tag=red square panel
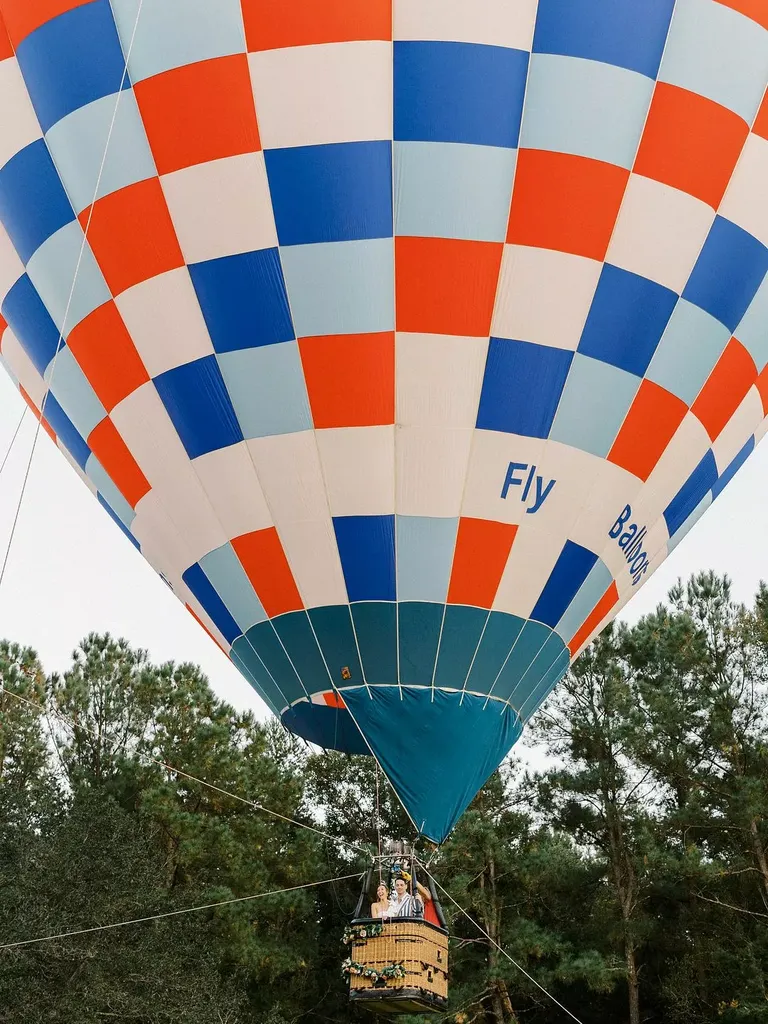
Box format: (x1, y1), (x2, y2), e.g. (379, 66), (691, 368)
(634, 84), (749, 208)
(0, 12), (13, 60)
(608, 379), (687, 482)
(67, 301), (149, 412)
(232, 527), (303, 618)
(396, 237), (503, 336)
(81, 178), (184, 295)
(87, 416), (150, 508)
(299, 332), (394, 428)
(134, 54), (260, 176)
(755, 362), (768, 414)
(691, 338), (757, 441)
(447, 518), (517, 608)
(568, 582), (618, 656)
(243, 0), (391, 50)
(714, 0), (768, 30)
(754, 91), (768, 142)
(1, 0), (90, 47)
(507, 150), (629, 262)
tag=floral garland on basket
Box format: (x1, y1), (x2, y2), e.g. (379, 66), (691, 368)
(341, 922), (383, 944)
(342, 958), (407, 984)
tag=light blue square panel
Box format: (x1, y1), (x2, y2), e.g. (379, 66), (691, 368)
(280, 239), (395, 338)
(45, 90), (156, 214)
(111, 0), (246, 83)
(200, 542), (267, 634)
(394, 142), (517, 242)
(658, 0), (768, 123)
(646, 299), (731, 405)
(521, 53), (654, 169)
(554, 558), (613, 644)
(45, 345), (106, 439)
(26, 220), (110, 335)
(735, 273), (768, 372)
(217, 340), (312, 439)
(396, 515), (459, 603)
(549, 353), (640, 457)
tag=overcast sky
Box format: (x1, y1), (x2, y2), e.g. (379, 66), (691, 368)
(2, 369), (768, 724)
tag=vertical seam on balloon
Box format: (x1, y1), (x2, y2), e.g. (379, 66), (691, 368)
(335, 685), (423, 836)
(438, 8), (540, 710)
(481, 618), (546, 710)
(237, 21), (373, 704)
(576, 71), (768, 656)
(501, 630), (564, 717)
(486, 1), (685, 681)
(0, 0), (147, 592)
(457, 607), (493, 706)
(516, 644), (570, 721)
(391, 0), (403, 701)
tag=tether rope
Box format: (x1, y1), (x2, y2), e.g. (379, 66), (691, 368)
(424, 868), (586, 1024)
(0, 873), (362, 952)
(3, 686), (369, 856)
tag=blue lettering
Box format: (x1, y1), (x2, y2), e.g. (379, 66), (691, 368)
(610, 505), (632, 539)
(501, 462), (528, 499)
(527, 476), (556, 514)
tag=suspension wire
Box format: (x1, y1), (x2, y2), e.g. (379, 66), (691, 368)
(0, 872), (362, 952)
(423, 868), (586, 1024)
(3, 686), (369, 857)
(375, 759), (383, 882)
(0, 0), (146, 594)
(0, 407), (26, 481)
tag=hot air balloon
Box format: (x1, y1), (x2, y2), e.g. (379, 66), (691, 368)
(0, 0), (766, 849)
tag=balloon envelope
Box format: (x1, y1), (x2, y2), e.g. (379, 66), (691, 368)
(0, 0), (767, 840)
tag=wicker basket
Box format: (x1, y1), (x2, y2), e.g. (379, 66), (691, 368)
(347, 918), (448, 1015)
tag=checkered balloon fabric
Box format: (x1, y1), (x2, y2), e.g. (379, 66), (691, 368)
(0, 0), (766, 840)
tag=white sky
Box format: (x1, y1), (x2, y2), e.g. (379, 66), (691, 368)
(2, 369), (768, 722)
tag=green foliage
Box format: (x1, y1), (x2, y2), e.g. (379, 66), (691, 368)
(2, 572), (768, 1022)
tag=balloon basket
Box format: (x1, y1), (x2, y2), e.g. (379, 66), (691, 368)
(347, 918), (448, 1015)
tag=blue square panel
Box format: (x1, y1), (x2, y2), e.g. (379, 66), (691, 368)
(521, 54), (654, 170)
(334, 515), (395, 602)
(265, 141), (392, 246)
(683, 217), (768, 333)
(0, 141), (75, 263)
(15, 0), (132, 133)
(549, 353), (640, 458)
(394, 142), (516, 242)
(394, 41), (528, 148)
(189, 248), (294, 353)
(44, 393), (91, 469)
(533, 0), (676, 78)
(476, 338), (573, 438)
(280, 239), (394, 338)
(217, 341), (312, 439)
(531, 540), (598, 628)
(154, 354), (244, 459)
(2, 274), (62, 376)
(182, 562), (242, 644)
(663, 450), (718, 537)
(578, 264), (678, 376)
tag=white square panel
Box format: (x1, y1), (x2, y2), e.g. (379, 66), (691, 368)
(396, 333), (488, 427)
(493, 524), (565, 618)
(111, 381), (228, 562)
(635, 411), (711, 524)
(0, 60), (42, 169)
(0, 329), (45, 406)
(115, 268), (214, 378)
(249, 41), (392, 150)
(247, 430), (331, 526)
(275, 518), (349, 608)
(0, 222), (24, 300)
(719, 134), (768, 249)
(315, 425), (395, 516)
(192, 440), (273, 539)
(712, 386), (763, 473)
(492, 245), (602, 350)
(607, 174), (715, 293)
(161, 152), (277, 264)
(395, 425), (473, 517)
(394, 0), (537, 49)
